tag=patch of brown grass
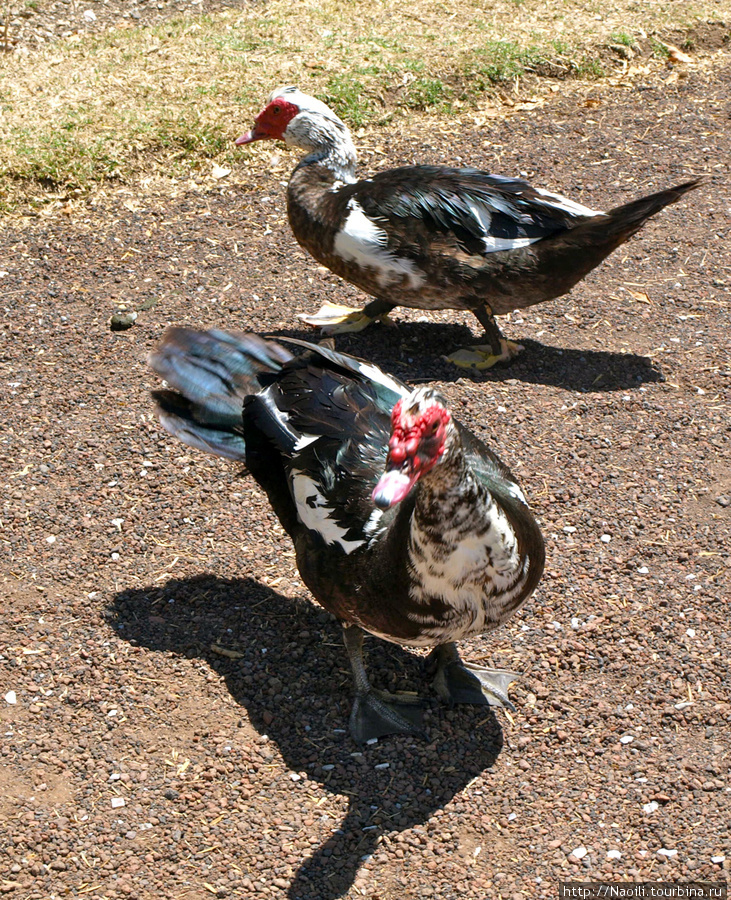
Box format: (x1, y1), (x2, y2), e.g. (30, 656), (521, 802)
(0, 0), (727, 211)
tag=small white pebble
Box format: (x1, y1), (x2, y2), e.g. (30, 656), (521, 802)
(374, 763), (390, 770)
(657, 848), (678, 858)
(601, 534), (611, 543)
(109, 773), (121, 781)
(607, 849), (622, 860)
(507, 812), (517, 821)
(570, 617), (581, 629)
(289, 773), (301, 782)
(637, 566), (649, 574)
(110, 797), (125, 809)
(46, 535), (57, 544)
(686, 628), (696, 638)
(643, 801), (659, 814)
(619, 734), (634, 744)
(571, 846), (588, 860)
(106, 709), (118, 717)
(83, 8), (96, 20)
(711, 855), (725, 863)
(110, 552), (120, 561)
(366, 737), (378, 745)
(563, 526), (577, 533)
(4, 691), (17, 705)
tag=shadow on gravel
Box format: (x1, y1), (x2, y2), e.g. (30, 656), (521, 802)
(109, 575), (505, 900)
(265, 323), (663, 392)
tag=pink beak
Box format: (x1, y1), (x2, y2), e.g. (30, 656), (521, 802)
(235, 129), (258, 146)
(371, 468), (419, 510)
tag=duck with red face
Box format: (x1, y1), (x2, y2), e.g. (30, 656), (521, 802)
(235, 86), (704, 369)
(149, 329), (544, 741)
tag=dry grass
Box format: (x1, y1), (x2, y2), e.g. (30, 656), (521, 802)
(0, 0), (727, 210)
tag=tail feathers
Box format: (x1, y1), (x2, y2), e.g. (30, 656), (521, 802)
(153, 390), (248, 461)
(602, 176), (706, 240)
(149, 327), (294, 462)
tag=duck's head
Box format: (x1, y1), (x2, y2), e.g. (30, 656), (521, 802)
(372, 388), (453, 510)
(235, 86), (352, 154)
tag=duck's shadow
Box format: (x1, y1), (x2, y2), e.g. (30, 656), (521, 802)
(109, 575), (504, 900)
(268, 321), (663, 391)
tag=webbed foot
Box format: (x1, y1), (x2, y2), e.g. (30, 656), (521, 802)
(298, 301), (393, 334)
(428, 643), (518, 710)
(350, 689), (427, 743)
(445, 339), (524, 370)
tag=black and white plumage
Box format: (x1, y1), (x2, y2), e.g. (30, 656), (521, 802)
(236, 86), (704, 368)
(149, 327), (545, 741)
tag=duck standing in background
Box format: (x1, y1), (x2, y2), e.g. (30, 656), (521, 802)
(149, 328), (545, 741)
(236, 86), (704, 368)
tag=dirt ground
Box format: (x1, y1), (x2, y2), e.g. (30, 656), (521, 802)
(1, 19), (730, 900)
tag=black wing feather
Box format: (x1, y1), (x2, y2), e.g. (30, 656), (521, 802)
(347, 165), (596, 254)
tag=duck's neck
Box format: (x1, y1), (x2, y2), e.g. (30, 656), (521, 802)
(412, 438), (488, 545)
(289, 120), (358, 185)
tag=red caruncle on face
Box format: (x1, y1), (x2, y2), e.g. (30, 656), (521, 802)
(388, 400), (451, 473)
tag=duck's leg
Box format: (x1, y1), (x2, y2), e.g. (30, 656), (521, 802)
(299, 297), (396, 335)
(342, 624), (426, 743)
(428, 642), (518, 711)
(446, 306), (524, 370)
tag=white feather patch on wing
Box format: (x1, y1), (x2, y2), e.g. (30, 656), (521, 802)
(504, 481), (527, 505)
(334, 199), (425, 289)
(352, 361), (409, 399)
(293, 433), (320, 452)
(291, 470), (366, 554)
(534, 187), (604, 218)
(466, 199), (541, 254)
(482, 235), (539, 253)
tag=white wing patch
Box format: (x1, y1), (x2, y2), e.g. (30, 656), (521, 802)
(504, 481), (527, 505)
(291, 469), (366, 554)
(467, 199), (540, 254)
(334, 200), (425, 289)
(293, 433), (319, 452)
(534, 187), (604, 218)
(352, 361), (409, 400)
(482, 235), (539, 253)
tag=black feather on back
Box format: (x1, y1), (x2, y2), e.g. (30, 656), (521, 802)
(346, 166), (590, 254)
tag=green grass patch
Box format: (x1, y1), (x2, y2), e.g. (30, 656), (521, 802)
(0, 0), (722, 209)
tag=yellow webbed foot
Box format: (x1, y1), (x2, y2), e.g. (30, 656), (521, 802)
(445, 339), (524, 370)
(298, 301), (392, 335)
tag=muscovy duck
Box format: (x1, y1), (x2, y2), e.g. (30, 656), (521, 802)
(235, 86), (704, 368)
(149, 328), (545, 741)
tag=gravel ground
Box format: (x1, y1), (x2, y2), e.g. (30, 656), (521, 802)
(3, 0), (245, 51)
(1, 24), (731, 900)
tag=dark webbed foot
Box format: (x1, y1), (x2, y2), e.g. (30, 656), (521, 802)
(428, 643), (518, 711)
(343, 624), (427, 743)
(350, 689), (426, 744)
